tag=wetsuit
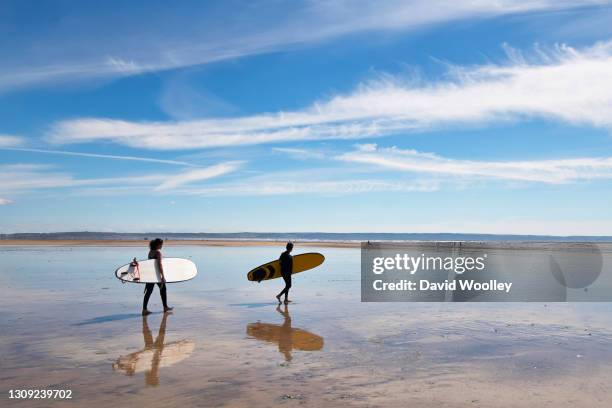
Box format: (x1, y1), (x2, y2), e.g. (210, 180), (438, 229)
(278, 250), (293, 298)
(143, 250), (169, 310)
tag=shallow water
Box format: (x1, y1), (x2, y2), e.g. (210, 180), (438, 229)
(1, 245), (612, 407)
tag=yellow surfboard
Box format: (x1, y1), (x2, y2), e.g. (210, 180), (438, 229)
(247, 252), (325, 282)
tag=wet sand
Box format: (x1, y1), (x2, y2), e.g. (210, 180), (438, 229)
(1, 245), (612, 407)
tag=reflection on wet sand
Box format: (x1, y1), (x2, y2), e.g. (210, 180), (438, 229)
(112, 313), (195, 386)
(247, 305), (324, 361)
(6, 246), (612, 407)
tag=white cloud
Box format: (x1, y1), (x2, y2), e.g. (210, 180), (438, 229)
(272, 147), (327, 160)
(0, 134), (24, 147)
(154, 161), (242, 191)
(0, 162), (239, 196)
(338, 144), (612, 183)
(178, 179), (438, 196)
(1, 1), (605, 92)
(0, 164), (164, 193)
(0, 198), (12, 205)
(48, 41), (612, 150)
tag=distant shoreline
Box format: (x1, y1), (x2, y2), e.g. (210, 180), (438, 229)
(3, 231), (612, 243)
(3, 239), (612, 250)
(0, 239), (361, 248)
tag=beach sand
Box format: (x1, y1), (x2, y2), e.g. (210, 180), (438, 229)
(1, 244), (612, 407)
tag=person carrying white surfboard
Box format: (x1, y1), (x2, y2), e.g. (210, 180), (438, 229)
(142, 238), (173, 315)
(276, 242), (294, 304)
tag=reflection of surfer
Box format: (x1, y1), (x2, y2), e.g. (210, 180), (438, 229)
(246, 305), (323, 362)
(276, 242), (294, 304)
(112, 314), (195, 386)
(112, 313), (169, 386)
(277, 304), (293, 361)
(143, 238), (173, 316)
(142, 313), (167, 386)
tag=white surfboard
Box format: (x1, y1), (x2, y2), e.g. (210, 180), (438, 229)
(115, 258), (197, 283)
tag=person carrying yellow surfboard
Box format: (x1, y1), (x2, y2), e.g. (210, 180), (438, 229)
(276, 242), (293, 304)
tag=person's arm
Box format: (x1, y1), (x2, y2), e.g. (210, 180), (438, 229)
(156, 251), (165, 282)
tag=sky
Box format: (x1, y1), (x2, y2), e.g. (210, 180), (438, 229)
(2, 0), (612, 235)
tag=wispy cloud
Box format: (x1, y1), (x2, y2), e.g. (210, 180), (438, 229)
(271, 147), (327, 160)
(49, 41), (612, 150)
(0, 134), (24, 147)
(339, 144), (612, 183)
(0, 162), (239, 196)
(154, 161), (242, 191)
(178, 179), (438, 196)
(0, 164), (165, 193)
(1, 1), (606, 92)
(0, 198), (12, 205)
(0, 147), (197, 166)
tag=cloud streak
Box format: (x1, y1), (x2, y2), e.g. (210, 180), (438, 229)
(177, 179), (438, 196)
(48, 41), (612, 150)
(0, 160), (441, 198)
(154, 161), (242, 191)
(339, 144), (612, 183)
(2, 1), (606, 92)
(0, 147), (198, 166)
(0, 162), (240, 196)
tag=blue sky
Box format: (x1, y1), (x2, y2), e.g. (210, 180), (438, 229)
(2, 0), (612, 234)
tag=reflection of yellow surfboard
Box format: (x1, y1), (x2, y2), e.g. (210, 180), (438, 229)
(247, 323), (324, 351)
(247, 305), (323, 361)
(247, 253), (324, 282)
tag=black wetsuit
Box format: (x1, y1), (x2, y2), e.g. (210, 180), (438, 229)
(278, 250), (293, 298)
(143, 250), (168, 310)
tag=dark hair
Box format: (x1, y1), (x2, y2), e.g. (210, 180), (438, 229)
(149, 238), (164, 251)
(286, 242), (294, 250)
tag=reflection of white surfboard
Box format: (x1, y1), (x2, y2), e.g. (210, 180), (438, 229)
(115, 258), (197, 284)
(112, 340), (196, 374)
(112, 314), (193, 386)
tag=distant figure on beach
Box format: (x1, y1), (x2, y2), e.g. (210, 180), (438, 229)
(143, 238), (173, 315)
(276, 242), (294, 304)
